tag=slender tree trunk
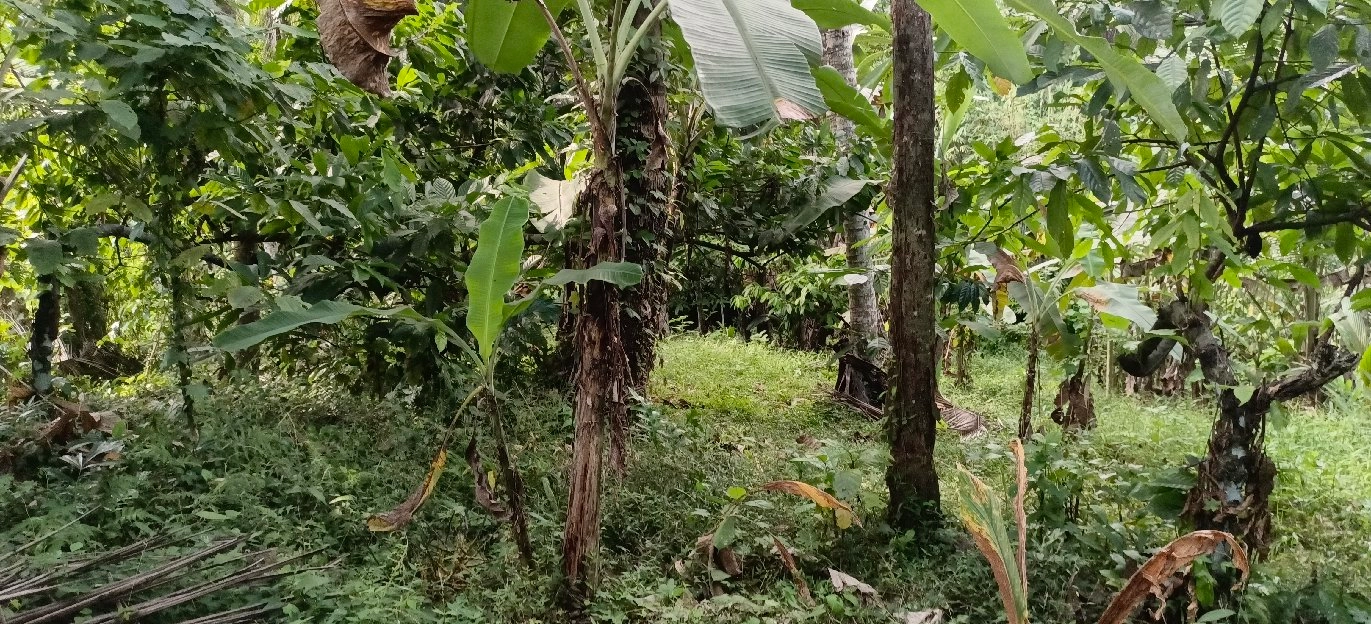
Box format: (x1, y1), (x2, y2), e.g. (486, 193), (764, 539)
(884, 0), (941, 531)
(822, 27), (884, 353)
(28, 277), (60, 395)
(618, 12), (672, 400)
(1019, 325), (1039, 439)
(561, 167), (629, 612)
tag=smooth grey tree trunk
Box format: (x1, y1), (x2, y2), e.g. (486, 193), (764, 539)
(822, 27), (884, 352)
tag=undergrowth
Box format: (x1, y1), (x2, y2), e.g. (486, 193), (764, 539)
(2, 334), (1368, 622)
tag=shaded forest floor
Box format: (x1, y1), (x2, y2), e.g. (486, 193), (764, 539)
(3, 335), (1369, 622)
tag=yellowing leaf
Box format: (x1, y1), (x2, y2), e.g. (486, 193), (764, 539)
(761, 480), (862, 527)
(367, 448), (447, 531)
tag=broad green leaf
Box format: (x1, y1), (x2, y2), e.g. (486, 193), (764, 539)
(1156, 55), (1188, 91)
(812, 65), (888, 140)
(763, 176), (872, 244)
(465, 196), (531, 362)
(227, 286), (264, 309)
(466, 0), (571, 74)
(1008, 0), (1188, 142)
(669, 0), (827, 128)
(214, 299), (365, 352)
(25, 238), (63, 275)
(1076, 282), (1158, 329)
(1214, 0), (1262, 37)
(1309, 25), (1339, 71)
(526, 171), (583, 233)
(712, 515), (739, 548)
(544, 261), (644, 288)
(98, 100), (140, 140)
(913, 0), (1034, 84)
(791, 0), (891, 32)
(1045, 183), (1073, 257)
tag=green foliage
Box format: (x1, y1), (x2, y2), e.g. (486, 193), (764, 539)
(466, 0), (570, 74)
(668, 0), (828, 128)
(464, 196), (531, 364)
(913, 0), (1034, 84)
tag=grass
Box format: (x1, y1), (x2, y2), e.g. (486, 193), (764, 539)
(3, 333), (1369, 622)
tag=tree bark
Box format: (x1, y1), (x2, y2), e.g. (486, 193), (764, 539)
(618, 12), (672, 399)
(1182, 341), (1358, 553)
(822, 27), (884, 353)
(1119, 298), (1360, 553)
(884, 0), (941, 531)
(1019, 325), (1039, 439)
(560, 167), (629, 612)
(28, 277), (60, 395)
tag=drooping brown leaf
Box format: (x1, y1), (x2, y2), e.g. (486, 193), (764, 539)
(936, 391), (986, 438)
(773, 537), (813, 607)
(367, 448), (448, 532)
(317, 0), (417, 96)
(775, 98), (818, 121)
(761, 480), (862, 527)
(981, 245), (1026, 286)
(1097, 530), (1249, 624)
(1010, 439), (1028, 603)
(465, 437), (511, 522)
(717, 547), (743, 576)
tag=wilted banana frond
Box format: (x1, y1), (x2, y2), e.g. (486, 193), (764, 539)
(761, 480), (862, 529)
(367, 447), (449, 531)
(1097, 530), (1249, 624)
(1, 530), (330, 624)
(317, 0), (417, 96)
(954, 440), (1029, 624)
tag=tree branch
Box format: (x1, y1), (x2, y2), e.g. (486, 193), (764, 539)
(534, 0), (612, 159)
(1242, 207), (1371, 234)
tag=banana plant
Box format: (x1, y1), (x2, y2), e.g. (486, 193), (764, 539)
(365, 195), (641, 566)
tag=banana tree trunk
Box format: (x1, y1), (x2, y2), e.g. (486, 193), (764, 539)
(884, 0), (941, 530)
(822, 26), (883, 353)
(561, 166), (630, 612)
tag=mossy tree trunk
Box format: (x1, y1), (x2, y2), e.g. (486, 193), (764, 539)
(884, 0), (941, 531)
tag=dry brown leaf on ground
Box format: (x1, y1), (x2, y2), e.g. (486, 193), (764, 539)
(898, 609), (945, 624)
(318, 0), (417, 96)
(367, 447), (448, 532)
(761, 480), (862, 527)
(828, 568), (879, 600)
(1097, 530), (1249, 624)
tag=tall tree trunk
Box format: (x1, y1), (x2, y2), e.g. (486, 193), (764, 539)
(560, 166), (629, 612)
(822, 26), (884, 353)
(884, 0), (941, 531)
(618, 13), (672, 399)
(28, 277), (60, 395)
